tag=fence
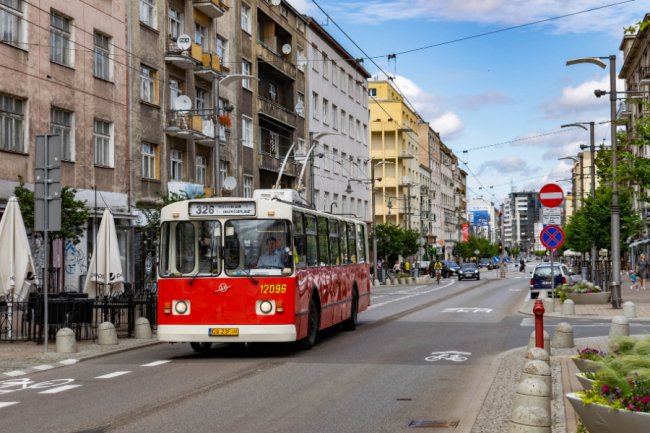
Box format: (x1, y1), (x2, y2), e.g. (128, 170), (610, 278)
(571, 259), (612, 291)
(0, 292), (157, 343)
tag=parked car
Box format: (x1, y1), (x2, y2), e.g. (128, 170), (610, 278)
(529, 263), (576, 298)
(458, 262), (480, 280)
(478, 258), (491, 269)
(416, 261), (430, 274)
(441, 260), (460, 278)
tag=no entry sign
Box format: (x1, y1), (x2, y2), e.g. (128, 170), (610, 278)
(540, 225), (564, 250)
(539, 183), (564, 208)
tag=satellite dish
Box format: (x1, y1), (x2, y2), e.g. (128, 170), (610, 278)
(176, 34), (192, 51)
(223, 176), (237, 192)
(281, 44), (292, 55)
(270, 0), (281, 6)
(174, 95), (192, 111)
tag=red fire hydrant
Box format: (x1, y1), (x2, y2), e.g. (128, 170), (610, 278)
(533, 299), (545, 349)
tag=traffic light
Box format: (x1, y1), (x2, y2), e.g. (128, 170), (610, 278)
(498, 242), (502, 253)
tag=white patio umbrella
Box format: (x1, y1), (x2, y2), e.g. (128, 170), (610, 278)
(0, 196), (36, 302)
(84, 208), (124, 298)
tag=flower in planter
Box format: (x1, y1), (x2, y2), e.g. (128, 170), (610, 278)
(577, 347), (608, 361)
(218, 114), (232, 128)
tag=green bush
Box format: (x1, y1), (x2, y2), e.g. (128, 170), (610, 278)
(554, 281), (602, 301)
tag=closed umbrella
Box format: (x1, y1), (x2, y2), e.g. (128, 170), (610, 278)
(84, 209), (124, 298)
(0, 196), (36, 301)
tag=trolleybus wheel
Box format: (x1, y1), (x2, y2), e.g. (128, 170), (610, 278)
(342, 288), (358, 331)
(301, 295), (320, 350)
(190, 342), (212, 353)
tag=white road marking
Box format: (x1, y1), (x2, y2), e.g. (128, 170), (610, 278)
(59, 359), (79, 366)
(442, 307), (493, 313)
(141, 360), (170, 367)
(3, 371), (27, 377)
(425, 351), (472, 362)
(0, 402), (19, 408)
(368, 280), (456, 309)
(38, 385), (82, 394)
(509, 288), (522, 291)
(95, 371), (131, 379)
(32, 365), (54, 371)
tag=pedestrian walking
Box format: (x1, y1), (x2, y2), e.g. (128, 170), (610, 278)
(636, 253), (649, 291)
(630, 271), (640, 291)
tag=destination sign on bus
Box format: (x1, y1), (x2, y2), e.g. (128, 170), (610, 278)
(189, 202), (256, 217)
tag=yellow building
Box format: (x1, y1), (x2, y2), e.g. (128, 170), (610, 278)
(368, 80), (421, 231)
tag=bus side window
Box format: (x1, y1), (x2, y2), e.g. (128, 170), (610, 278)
(340, 221), (349, 264)
(305, 214), (318, 267)
(347, 222), (357, 263)
(293, 211), (307, 268)
(175, 222), (196, 274)
(318, 216), (330, 266)
(356, 224), (366, 263)
(329, 219), (340, 265)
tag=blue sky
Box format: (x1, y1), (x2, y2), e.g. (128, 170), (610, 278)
(289, 0), (648, 205)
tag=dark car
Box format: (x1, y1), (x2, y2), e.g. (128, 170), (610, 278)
(529, 263), (575, 298)
(478, 258), (491, 269)
(441, 260), (460, 278)
(458, 262), (480, 280)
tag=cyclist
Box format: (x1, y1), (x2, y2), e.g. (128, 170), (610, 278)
(431, 259), (443, 284)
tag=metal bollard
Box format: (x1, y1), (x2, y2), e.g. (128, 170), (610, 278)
(552, 322), (574, 349)
(622, 301), (636, 319)
(97, 321), (118, 345)
(608, 315), (630, 339)
(528, 330), (551, 354)
(56, 327), (77, 353)
(561, 299), (575, 316)
(134, 317), (152, 339)
(533, 300), (545, 349)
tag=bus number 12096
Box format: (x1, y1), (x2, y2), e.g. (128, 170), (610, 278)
(260, 284), (287, 294)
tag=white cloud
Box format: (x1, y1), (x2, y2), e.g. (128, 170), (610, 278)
(478, 155), (535, 175)
(431, 112), (465, 139)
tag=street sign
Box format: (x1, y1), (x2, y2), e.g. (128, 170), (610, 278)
(539, 183), (564, 208)
(542, 207), (562, 225)
(540, 224), (564, 250)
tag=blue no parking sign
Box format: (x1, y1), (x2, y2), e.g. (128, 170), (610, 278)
(540, 225), (564, 250)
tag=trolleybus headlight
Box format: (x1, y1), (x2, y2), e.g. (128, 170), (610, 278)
(174, 300), (189, 315)
(258, 300), (274, 315)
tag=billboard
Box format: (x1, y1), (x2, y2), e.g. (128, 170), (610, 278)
(469, 210), (490, 227)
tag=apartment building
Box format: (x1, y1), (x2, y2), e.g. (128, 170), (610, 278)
(503, 191), (542, 255)
(417, 123), (442, 249)
(0, 0), (131, 290)
(369, 80), (421, 232)
(306, 17), (371, 219)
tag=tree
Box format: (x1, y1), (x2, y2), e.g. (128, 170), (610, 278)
(14, 176), (90, 244)
(375, 223), (420, 267)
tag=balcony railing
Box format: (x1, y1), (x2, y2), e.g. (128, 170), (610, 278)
(165, 110), (211, 141)
(256, 41), (296, 79)
(165, 40), (202, 70)
(257, 97), (296, 126)
(192, 0), (228, 18)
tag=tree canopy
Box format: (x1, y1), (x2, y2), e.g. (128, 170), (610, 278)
(374, 223), (419, 267)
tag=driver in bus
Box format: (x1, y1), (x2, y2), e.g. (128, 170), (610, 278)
(257, 236), (284, 268)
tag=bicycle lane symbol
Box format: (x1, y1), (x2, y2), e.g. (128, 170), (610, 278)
(425, 351), (472, 362)
(0, 378), (79, 395)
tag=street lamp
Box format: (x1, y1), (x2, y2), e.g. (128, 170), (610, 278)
(371, 160), (393, 283)
(296, 131), (342, 205)
(212, 73), (257, 197)
(566, 55), (621, 308)
(562, 122), (597, 284)
(558, 155), (583, 208)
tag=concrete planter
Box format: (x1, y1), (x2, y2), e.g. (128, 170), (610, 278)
(566, 291), (610, 304)
(571, 357), (602, 373)
(576, 372), (596, 389)
(566, 392), (650, 433)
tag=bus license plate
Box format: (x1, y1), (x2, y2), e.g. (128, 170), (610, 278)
(208, 328), (239, 337)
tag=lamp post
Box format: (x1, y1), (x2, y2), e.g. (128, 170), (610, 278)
(371, 160), (393, 283)
(297, 132), (342, 206)
(566, 55), (620, 308)
(212, 74), (257, 197)
(562, 122), (597, 285)
(558, 156), (583, 208)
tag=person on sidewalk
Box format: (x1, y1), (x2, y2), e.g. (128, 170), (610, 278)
(630, 270), (640, 291)
(636, 253), (648, 291)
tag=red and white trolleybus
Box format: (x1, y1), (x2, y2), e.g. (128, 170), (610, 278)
(157, 189), (371, 351)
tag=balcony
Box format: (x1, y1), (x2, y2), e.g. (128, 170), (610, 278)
(165, 111), (210, 141)
(256, 42), (296, 79)
(165, 40), (202, 70)
(199, 52), (221, 75)
(192, 0), (228, 18)
(617, 100), (632, 119)
(257, 97), (296, 126)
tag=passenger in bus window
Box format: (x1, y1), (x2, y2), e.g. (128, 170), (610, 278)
(257, 237), (284, 268)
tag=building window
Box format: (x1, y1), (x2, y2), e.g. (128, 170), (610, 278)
(312, 92), (318, 119)
(356, 120), (361, 142)
(0, 0), (25, 48)
(142, 142), (157, 179)
(93, 31), (111, 81)
(140, 65), (158, 104)
(241, 60), (251, 89)
(332, 104), (338, 130)
(268, 83), (277, 102)
(219, 161), (228, 187)
(218, 98), (227, 140)
(196, 155), (206, 185)
(322, 99), (329, 125)
(194, 23), (208, 52)
(297, 138), (305, 157)
(50, 107), (73, 161)
(216, 36), (227, 61)
(339, 67), (345, 91)
(140, 0), (155, 28)
(170, 79), (181, 108)
(243, 175), (253, 198)
(340, 110), (346, 134)
(168, 8), (182, 40)
(170, 149), (183, 181)
(322, 53), (329, 79)
(93, 119), (112, 167)
(297, 92), (305, 118)
(0, 93), (24, 152)
(242, 115), (253, 148)
(311, 44), (319, 72)
(195, 87), (209, 113)
(297, 47), (306, 71)
(348, 74), (354, 96)
(332, 61), (338, 86)
(241, 4), (251, 33)
(348, 115), (354, 138)
(50, 11), (72, 66)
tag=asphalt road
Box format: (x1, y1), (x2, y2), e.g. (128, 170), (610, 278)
(1, 267), (644, 433)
